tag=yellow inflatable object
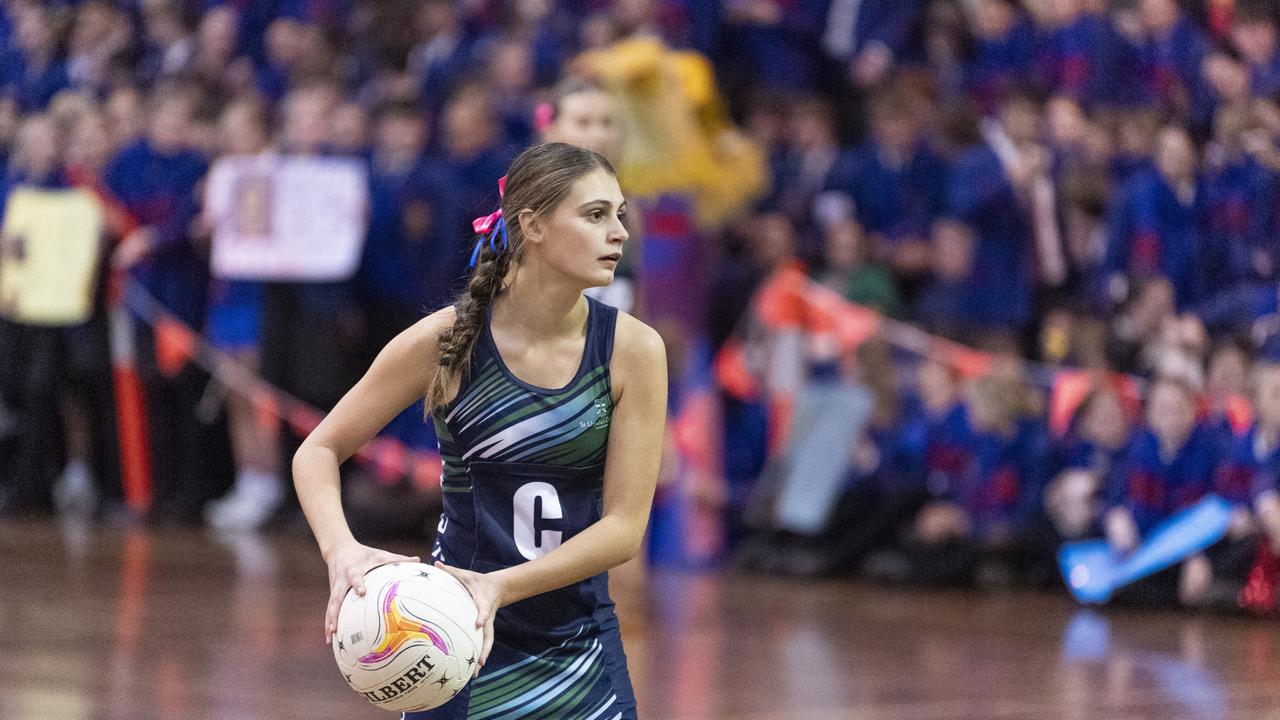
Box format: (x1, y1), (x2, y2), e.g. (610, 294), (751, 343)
(579, 35), (768, 229)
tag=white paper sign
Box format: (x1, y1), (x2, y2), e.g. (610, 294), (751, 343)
(208, 154), (368, 281)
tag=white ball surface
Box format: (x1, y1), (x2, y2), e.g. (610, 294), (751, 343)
(332, 562), (482, 712)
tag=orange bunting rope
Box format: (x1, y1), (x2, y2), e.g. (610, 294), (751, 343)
(120, 281), (444, 495)
(716, 263), (1148, 439)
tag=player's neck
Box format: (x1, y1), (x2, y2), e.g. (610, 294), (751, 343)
(495, 269), (585, 339)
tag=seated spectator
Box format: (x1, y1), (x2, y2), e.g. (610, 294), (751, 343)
(407, 0), (475, 114)
(1204, 342), (1253, 449)
(1104, 374), (1221, 607)
(255, 18), (305, 103)
(1058, 169), (1112, 312)
(541, 77), (635, 313)
(820, 0), (926, 90)
(768, 96), (843, 245)
(357, 100), (458, 349)
(66, 2), (132, 94)
(814, 217), (900, 316)
(865, 372), (1049, 587)
(485, 36), (538, 147)
(1045, 385), (1135, 541)
(721, 0), (824, 94)
(1209, 352), (1280, 608)
(805, 341), (927, 577)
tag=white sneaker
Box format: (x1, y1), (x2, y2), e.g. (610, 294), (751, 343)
(53, 460), (97, 516)
(204, 471), (284, 531)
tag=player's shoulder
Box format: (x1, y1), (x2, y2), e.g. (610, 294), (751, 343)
(389, 306), (459, 364)
(611, 310), (665, 369)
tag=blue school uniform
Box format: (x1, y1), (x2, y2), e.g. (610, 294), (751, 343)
(1036, 11), (1122, 106)
(1214, 424), (1280, 508)
(1109, 427), (1220, 536)
(965, 18), (1037, 113)
(0, 48), (70, 111)
(904, 401), (972, 498)
(946, 422), (1050, 534)
(1250, 51), (1280, 98)
(103, 139), (209, 326)
(1134, 18), (1212, 122)
(947, 143), (1033, 329)
(725, 0), (826, 92)
(1058, 434), (1132, 483)
(826, 140), (947, 243)
(823, 0), (926, 65)
(1201, 158), (1274, 296)
(1104, 168), (1203, 309)
(359, 156), (465, 313)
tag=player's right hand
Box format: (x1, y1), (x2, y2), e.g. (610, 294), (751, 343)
(323, 541), (419, 644)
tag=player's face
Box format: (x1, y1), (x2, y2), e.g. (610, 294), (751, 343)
(533, 168), (628, 288)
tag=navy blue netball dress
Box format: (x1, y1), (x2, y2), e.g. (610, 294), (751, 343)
(405, 296), (637, 720)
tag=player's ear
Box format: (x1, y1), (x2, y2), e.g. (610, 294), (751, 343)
(518, 208), (543, 245)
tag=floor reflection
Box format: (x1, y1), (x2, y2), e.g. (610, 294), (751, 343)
(4, 521), (1280, 720)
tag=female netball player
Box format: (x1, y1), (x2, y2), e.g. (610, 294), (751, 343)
(293, 142), (666, 719)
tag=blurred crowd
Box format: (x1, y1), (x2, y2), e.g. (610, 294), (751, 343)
(3, 0), (1280, 611)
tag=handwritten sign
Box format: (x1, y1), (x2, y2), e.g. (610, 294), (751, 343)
(208, 155), (368, 281)
(0, 187), (104, 326)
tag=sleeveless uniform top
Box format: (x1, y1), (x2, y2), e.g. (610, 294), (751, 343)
(419, 295), (635, 720)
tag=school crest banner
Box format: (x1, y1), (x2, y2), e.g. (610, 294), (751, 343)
(207, 155), (368, 281)
(0, 187), (104, 326)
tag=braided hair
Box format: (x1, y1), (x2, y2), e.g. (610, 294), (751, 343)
(427, 142), (616, 411)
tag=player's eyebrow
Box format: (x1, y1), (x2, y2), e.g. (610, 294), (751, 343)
(578, 199), (627, 212)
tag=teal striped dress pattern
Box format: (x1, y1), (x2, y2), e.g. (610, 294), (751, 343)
(408, 296), (636, 720)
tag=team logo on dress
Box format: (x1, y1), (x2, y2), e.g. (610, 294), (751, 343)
(582, 397), (611, 430)
(359, 581), (450, 665)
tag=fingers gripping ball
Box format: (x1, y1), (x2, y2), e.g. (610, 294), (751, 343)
(333, 562), (483, 712)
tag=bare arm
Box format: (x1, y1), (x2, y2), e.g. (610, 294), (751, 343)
(437, 313), (667, 671)
(293, 308), (455, 642)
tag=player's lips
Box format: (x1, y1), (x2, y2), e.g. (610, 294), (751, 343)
(599, 253), (621, 263)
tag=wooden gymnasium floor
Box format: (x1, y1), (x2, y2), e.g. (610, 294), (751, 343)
(3, 519), (1280, 720)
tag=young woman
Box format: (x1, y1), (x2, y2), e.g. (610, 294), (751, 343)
(539, 76), (639, 316)
(294, 142), (666, 719)
(201, 97), (283, 530)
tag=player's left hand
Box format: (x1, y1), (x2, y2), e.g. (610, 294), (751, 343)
(434, 561), (504, 678)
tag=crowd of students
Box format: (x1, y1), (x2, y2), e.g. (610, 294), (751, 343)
(735, 344), (1280, 611)
(4, 0), (1280, 610)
